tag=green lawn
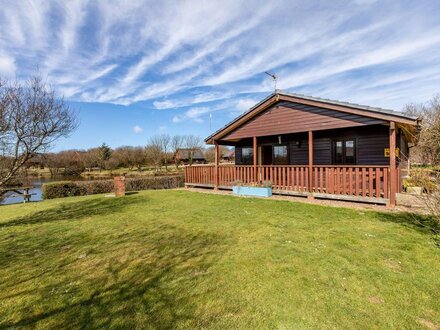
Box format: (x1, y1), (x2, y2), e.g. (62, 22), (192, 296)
(0, 190), (438, 329)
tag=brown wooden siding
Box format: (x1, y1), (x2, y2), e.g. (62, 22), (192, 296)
(224, 101), (385, 140)
(235, 125), (394, 166)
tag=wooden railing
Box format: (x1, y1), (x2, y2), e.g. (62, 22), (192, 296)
(310, 166), (391, 198)
(185, 164), (215, 186)
(184, 165), (395, 199)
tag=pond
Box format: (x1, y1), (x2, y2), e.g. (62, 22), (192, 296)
(0, 176), (111, 205)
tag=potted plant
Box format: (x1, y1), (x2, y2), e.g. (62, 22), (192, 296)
(232, 180), (273, 197)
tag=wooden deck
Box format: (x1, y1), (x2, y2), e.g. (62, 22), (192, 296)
(184, 165), (400, 205)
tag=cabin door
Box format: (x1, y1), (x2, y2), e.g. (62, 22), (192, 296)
(262, 145), (273, 165)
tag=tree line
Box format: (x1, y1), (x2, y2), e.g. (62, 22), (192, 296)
(40, 134), (206, 175)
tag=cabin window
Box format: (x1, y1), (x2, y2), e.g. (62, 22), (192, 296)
(241, 147), (254, 165)
(273, 145), (288, 165)
(333, 139), (356, 165)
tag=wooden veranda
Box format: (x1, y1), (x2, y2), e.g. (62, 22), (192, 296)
(185, 92), (419, 206)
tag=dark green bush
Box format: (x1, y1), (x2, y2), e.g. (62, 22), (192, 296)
(42, 181), (87, 199)
(42, 175), (184, 199)
(126, 175), (184, 191)
(77, 180), (114, 195)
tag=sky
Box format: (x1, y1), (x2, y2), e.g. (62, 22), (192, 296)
(0, 0), (439, 151)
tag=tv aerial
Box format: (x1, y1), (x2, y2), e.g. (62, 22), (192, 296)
(264, 71), (277, 92)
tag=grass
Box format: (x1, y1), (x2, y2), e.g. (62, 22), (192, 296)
(0, 190), (439, 329)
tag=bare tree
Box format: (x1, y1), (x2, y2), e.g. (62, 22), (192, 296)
(147, 135), (164, 171)
(204, 145), (229, 163)
(0, 75), (77, 187)
(158, 134), (171, 170)
(82, 148), (100, 172)
(132, 146), (147, 170)
(45, 150), (84, 176)
(184, 135), (203, 165)
(404, 95), (440, 165)
(171, 135), (184, 169)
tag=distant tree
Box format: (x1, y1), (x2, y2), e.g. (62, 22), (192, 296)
(45, 150), (84, 176)
(204, 145), (229, 163)
(45, 153), (64, 175)
(184, 135), (203, 165)
(0, 75), (77, 188)
(171, 135), (184, 169)
(145, 143), (162, 171)
(404, 94), (440, 165)
(132, 146), (147, 170)
(82, 148), (100, 172)
(157, 134), (171, 170)
(112, 146), (134, 170)
(97, 143), (112, 171)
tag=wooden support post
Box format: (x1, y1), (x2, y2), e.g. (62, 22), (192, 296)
(389, 122), (396, 207)
(253, 136), (258, 183)
(308, 130), (314, 199)
(214, 141), (219, 190)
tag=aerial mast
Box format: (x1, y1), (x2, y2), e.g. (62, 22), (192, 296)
(264, 71), (277, 92)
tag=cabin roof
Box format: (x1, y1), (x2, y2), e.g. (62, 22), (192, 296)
(205, 91), (420, 144)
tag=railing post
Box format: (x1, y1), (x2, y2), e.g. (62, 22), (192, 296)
(389, 122), (397, 207)
(214, 141), (219, 190)
(308, 130), (314, 199)
(253, 136), (258, 183)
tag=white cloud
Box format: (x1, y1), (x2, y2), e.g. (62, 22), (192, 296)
(0, 0), (439, 112)
(236, 98), (258, 112)
(133, 125), (143, 133)
(173, 107), (210, 123)
(153, 99), (180, 110)
(0, 54), (16, 77)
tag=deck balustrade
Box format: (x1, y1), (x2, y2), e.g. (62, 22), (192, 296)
(184, 164), (400, 202)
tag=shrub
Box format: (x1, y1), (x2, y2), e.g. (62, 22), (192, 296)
(42, 181), (87, 199)
(42, 175), (184, 199)
(77, 180), (114, 195)
(403, 169), (437, 193)
(126, 175), (183, 191)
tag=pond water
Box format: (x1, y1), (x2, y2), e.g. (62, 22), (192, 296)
(0, 176), (111, 205)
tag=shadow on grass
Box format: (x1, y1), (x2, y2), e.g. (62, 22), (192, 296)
(0, 222), (228, 328)
(374, 211), (440, 246)
(0, 196), (144, 228)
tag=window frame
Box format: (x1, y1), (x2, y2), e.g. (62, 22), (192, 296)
(272, 144), (289, 165)
(241, 147), (254, 165)
(332, 139), (357, 165)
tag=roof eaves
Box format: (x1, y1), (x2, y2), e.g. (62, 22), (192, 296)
(204, 90), (419, 143)
(204, 92), (277, 143)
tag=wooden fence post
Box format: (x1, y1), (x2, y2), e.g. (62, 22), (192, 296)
(214, 141), (219, 190)
(308, 130), (314, 199)
(389, 122), (397, 207)
(253, 136), (258, 183)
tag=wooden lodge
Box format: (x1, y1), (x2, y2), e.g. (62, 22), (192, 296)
(175, 148), (206, 165)
(184, 91), (420, 206)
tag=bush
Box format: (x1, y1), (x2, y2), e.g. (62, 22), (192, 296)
(126, 175), (183, 191)
(42, 181), (87, 199)
(77, 180), (114, 195)
(403, 169), (437, 193)
(42, 175), (184, 199)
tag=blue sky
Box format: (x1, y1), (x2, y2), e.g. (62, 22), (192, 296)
(0, 0), (439, 151)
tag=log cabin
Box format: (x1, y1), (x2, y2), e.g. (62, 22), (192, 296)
(184, 91), (420, 206)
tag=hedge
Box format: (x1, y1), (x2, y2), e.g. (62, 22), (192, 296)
(42, 175), (184, 199)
